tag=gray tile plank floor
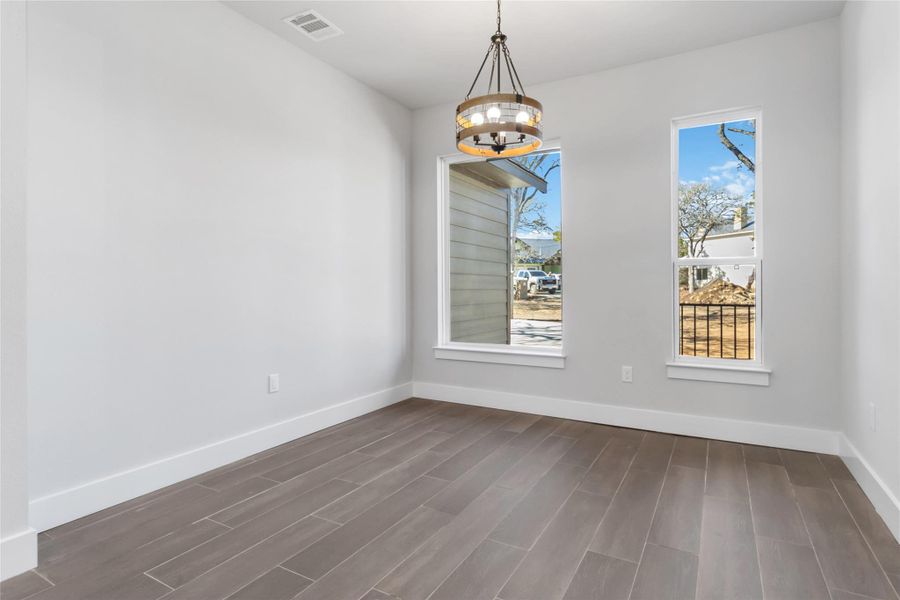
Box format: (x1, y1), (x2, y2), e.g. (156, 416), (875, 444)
(3, 398), (900, 600)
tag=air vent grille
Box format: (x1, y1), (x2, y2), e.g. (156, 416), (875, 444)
(283, 10), (343, 41)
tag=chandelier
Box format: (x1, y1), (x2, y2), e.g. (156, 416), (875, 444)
(456, 0), (543, 158)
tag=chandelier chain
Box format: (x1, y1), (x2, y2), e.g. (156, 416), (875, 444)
(503, 44), (519, 94)
(502, 42), (526, 94)
(486, 44), (497, 95)
(465, 41), (496, 99)
(463, 0), (529, 98)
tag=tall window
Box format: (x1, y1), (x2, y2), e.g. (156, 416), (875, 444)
(438, 149), (562, 353)
(672, 110), (762, 364)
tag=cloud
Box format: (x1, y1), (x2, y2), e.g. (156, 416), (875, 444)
(706, 160), (754, 198)
(725, 182), (748, 196)
(519, 230), (554, 240)
(710, 160), (740, 172)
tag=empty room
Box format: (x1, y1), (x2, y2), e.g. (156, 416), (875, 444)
(1, 0), (899, 598)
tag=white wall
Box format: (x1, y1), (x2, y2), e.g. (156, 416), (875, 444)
(1, 0), (37, 579)
(412, 20), (842, 433)
(25, 1), (412, 529)
(839, 0), (900, 532)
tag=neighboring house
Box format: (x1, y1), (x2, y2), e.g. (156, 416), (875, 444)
(514, 238), (535, 261)
(694, 210), (755, 288)
(515, 237), (560, 265)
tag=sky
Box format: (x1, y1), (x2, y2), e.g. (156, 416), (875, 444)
(678, 119), (756, 200)
(517, 150), (561, 238)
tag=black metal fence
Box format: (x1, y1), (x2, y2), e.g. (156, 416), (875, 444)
(679, 303), (755, 360)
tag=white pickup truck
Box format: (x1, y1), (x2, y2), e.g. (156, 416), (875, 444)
(514, 270), (558, 294)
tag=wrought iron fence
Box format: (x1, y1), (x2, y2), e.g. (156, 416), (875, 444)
(679, 303), (755, 360)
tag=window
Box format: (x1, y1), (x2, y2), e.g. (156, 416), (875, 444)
(670, 109), (767, 384)
(436, 147), (563, 368)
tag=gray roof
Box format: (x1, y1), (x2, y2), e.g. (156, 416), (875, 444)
(708, 220), (755, 237)
(518, 237), (560, 257)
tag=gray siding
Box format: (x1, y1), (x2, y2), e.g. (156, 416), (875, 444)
(448, 171), (509, 344)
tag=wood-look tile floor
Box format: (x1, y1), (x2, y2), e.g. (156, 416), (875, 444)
(4, 399), (900, 600)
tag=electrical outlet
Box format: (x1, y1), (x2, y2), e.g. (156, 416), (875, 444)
(869, 402), (876, 431)
(268, 373), (280, 394)
(621, 366), (633, 383)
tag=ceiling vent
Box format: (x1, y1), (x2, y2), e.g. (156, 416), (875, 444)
(283, 10), (343, 41)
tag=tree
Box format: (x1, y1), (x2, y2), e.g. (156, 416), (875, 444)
(718, 122), (755, 173)
(514, 238), (534, 262)
(509, 154), (560, 258)
(678, 182), (745, 291)
(552, 230), (562, 243)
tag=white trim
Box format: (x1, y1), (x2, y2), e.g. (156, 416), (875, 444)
(671, 107), (766, 372)
(704, 229), (755, 241)
(0, 528), (37, 581)
(412, 381), (838, 454)
(666, 362), (770, 386)
(839, 434), (900, 543)
(434, 344), (565, 369)
(28, 383), (412, 532)
(671, 106), (763, 131)
(675, 256), (759, 266)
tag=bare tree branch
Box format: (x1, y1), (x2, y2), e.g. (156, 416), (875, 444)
(678, 183), (745, 258)
(727, 127), (755, 138)
(718, 123), (755, 173)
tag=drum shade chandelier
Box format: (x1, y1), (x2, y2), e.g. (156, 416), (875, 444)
(455, 0), (543, 158)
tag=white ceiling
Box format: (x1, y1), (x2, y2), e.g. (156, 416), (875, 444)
(226, 1), (844, 109)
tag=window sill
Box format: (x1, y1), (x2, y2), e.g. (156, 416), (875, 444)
(434, 344), (566, 369)
(666, 361), (771, 386)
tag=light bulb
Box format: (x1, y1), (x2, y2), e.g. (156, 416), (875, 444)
(486, 106), (501, 121)
(515, 110), (529, 124)
(470, 112), (484, 126)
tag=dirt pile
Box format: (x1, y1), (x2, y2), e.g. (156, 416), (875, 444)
(681, 278), (754, 305)
(513, 294), (562, 321)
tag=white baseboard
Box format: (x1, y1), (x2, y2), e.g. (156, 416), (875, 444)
(839, 434), (900, 543)
(29, 383), (413, 533)
(413, 381), (839, 454)
(1, 528), (37, 580)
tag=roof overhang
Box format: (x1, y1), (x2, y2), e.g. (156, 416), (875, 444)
(451, 159), (548, 192)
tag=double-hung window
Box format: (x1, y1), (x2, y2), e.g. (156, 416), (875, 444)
(669, 108), (769, 385)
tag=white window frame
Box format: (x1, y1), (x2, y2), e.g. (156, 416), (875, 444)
(667, 108), (770, 386)
(434, 141), (565, 369)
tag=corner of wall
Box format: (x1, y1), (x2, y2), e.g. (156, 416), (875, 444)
(837, 0), (900, 543)
(1, 0), (36, 581)
(840, 434), (900, 541)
